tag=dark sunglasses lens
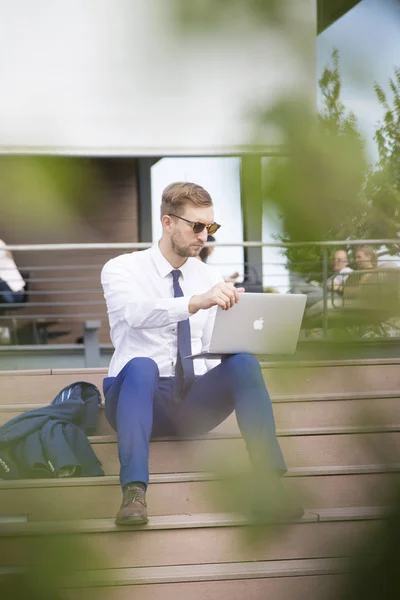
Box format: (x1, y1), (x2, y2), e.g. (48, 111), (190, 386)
(208, 223), (219, 235)
(193, 222), (207, 234)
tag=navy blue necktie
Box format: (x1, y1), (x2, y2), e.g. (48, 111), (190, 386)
(171, 269), (195, 401)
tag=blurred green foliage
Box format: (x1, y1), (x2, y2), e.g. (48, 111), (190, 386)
(0, 156), (101, 240)
(173, 0), (293, 31)
(174, 0), (400, 282)
(363, 67), (400, 246)
(274, 49), (367, 281)
(279, 52), (400, 281)
(318, 49), (362, 138)
(0, 491), (102, 599)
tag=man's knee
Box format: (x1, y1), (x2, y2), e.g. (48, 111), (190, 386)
(122, 357), (159, 383)
(223, 353), (261, 377)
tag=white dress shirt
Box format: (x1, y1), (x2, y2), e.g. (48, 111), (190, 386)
(101, 244), (223, 377)
(0, 240), (25, 292)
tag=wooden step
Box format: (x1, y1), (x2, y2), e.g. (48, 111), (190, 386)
(0, 466), (398, 521)
(87, 427), (400, 476)
(2, 394), (400, 433)
(0, 369), (105, 405)
(0, 361), (394, 600)
(70, 556), (352, 585)
(0, 508), (386, 571)
(2, 559), (350, 600)
(2, 359), (400, 406)
(1, 421), (399, 476)
(65, 572), (347, 600)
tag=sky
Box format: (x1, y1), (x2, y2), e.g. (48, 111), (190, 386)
(317, 0), (400, 163)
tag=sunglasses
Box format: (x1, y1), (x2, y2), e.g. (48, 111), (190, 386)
(169, 214), (221, 235)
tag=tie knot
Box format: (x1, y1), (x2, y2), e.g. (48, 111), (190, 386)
(171, 270), (181, 283)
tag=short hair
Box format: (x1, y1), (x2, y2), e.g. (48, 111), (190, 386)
(356, 245), (378, 268)
(161, 182), (213, 218)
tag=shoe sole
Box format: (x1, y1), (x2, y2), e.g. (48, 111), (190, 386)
(115, 515), (148, 526)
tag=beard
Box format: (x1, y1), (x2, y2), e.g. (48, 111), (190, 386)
(171, 234), (203, 258)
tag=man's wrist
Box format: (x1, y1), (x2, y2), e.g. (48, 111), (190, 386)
(189, 295), (201, 314)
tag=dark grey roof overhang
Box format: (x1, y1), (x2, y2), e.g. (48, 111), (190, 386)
(318, 0), (362, 33)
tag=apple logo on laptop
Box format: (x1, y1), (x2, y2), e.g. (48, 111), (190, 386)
(253, 317), (264, 331)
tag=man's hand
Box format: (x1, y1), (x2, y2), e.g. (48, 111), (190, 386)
(189, 282), (245, 314)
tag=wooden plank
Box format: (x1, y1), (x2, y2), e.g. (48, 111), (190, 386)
(1, 362), (400, 405)
(66, 557), (353, 586)
(89, 431), (400, 476)
(0, 372), (105, 404)
(2, 396), (400, 432)
(0, 472), (398, 521)
(264, 364), (400, 397)
(0, 520), (379, 570)
(63, 573), (348, 600)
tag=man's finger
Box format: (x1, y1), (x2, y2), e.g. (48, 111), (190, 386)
(223, 289), (236, 307)
(215, 297), (227, 310)
(231, 288), (240, 303)
(219, 291), (231, 306)
(222, 291), (239, 310)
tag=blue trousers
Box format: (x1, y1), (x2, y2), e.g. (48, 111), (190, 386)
(0, 279), (25, 304)
(103, 353), (286, 488)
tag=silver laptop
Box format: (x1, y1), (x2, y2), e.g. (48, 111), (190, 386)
(187, 293), (307, 359)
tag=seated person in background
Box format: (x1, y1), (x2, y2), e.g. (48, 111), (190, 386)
(343, 245), (378, 302)
(354, 245), (377, 280)
(0, 240), (26, 304)
(199, 234), (215, 263)
(199, 234), (240, 284)
(293, 249), (352, 309)
(232, 264), (263, 292)
(327, 249), (353, 293)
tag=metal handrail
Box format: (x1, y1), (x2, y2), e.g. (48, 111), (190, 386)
(4, 239), (400, 251)
(0, 314), (107, 320)
(1, 240), (400, 347)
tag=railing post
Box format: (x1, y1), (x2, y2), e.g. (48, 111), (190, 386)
(240, 156), (263, 286)
(322, 247), (329, 338)
(84, 320), (101, 368)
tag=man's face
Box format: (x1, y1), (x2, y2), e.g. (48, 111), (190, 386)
(169, 205), (215, 258)
(332, 250), (348, 273)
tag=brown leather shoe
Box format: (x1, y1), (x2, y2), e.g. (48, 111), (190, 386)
(115, 484), (148, 526)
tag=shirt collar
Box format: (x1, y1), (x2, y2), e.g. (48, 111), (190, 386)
(151, 243), (191, 279)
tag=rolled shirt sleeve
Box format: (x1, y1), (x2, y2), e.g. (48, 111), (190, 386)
(101, 262), (190, 329)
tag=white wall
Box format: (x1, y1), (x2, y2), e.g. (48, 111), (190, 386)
(0, 0), (316, 155)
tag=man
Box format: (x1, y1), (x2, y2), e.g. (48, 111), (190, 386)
(101, 181), (299, 525)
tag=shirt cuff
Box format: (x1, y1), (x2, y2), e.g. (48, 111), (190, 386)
(170, 296), (191, 321)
